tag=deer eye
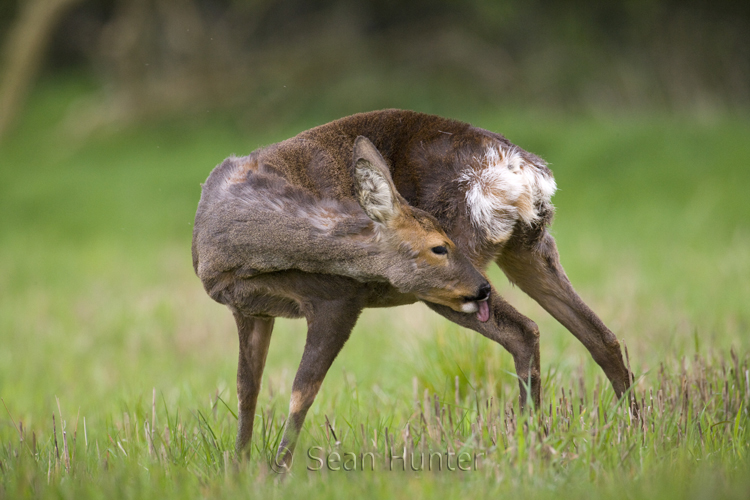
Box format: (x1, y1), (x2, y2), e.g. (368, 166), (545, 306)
(431, 245), (448, 255)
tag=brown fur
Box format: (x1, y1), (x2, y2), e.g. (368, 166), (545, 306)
(192, 110), (632, 469)
(193, 132), (491, 467)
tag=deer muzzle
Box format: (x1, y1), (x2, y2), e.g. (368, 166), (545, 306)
(460, 282), (491, 322)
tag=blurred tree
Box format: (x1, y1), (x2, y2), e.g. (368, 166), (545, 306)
(0, 0), (748, 138)
(0, 0), (85, 139)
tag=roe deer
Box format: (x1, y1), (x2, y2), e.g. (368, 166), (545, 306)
(192, 110), (633, 469)
(193, 135), (491, 468)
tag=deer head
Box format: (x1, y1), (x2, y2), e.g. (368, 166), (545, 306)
(352, 136), (491, 321)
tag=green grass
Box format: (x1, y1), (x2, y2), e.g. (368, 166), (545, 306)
(1, 78), (749, 498)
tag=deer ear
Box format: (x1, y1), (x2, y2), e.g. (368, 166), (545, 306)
(352, 136), (401, 224)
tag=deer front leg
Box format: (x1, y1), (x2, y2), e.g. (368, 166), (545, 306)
(233, 312), (275, 457)
(425, 291), (542, 410)
(496, 231), (631, 397)
(272, 298), (362, 473)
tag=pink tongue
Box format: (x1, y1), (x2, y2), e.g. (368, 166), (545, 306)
(476, 300), (490, 323)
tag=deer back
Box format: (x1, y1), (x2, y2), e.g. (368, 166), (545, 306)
(192, 133), (490, 314)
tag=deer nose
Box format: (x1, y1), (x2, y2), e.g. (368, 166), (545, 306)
(475, 283), (491, 302)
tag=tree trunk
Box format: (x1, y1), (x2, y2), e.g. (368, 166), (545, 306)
(0, 0), (85, 141)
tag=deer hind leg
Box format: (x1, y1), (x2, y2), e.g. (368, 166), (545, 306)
(496, 231), (631, 397)
(425, 291), (542, 410)
(233, 311), (275, 457)
(272, 298), (362, 472)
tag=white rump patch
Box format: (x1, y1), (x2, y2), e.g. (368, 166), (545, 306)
(458, 145), (557, 243)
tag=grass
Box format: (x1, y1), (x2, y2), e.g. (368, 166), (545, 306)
(0, 77), (749, 498)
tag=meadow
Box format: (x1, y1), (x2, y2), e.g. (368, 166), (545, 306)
(1, 79), (749, 498)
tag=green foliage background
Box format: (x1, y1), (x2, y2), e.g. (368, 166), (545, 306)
(1, 1), (750, 497)
(1, 76), (749, 497)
